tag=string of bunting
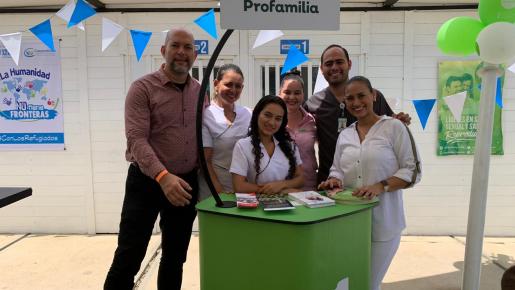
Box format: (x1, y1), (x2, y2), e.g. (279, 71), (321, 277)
(0, 1), (309, 71)
(4, 0), (501, 129)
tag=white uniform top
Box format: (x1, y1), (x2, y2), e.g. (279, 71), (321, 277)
(202, 103), (252, 191)
(329, 116), (421, 241)
(230, 136), (302, 185)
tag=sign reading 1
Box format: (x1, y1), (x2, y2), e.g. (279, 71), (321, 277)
(280, 39), (309, 55)
(195, 40), (209, 55)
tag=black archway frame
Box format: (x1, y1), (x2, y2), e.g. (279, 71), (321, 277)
(196, 29), (236, 208)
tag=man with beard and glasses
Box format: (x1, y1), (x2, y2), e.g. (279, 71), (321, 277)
(104, 28), (207, 290)
(306, 44), (411, 185)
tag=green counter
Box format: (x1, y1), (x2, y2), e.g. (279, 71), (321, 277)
(196, 194), (377, 290)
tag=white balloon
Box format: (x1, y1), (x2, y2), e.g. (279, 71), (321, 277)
(476, 22), (515, 64)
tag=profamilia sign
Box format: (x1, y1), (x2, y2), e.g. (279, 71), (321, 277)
(220, 0), (340, 30)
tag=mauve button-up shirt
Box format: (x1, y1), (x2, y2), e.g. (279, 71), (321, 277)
(125, 65), (205, 178)
(287, 107), (318, 190)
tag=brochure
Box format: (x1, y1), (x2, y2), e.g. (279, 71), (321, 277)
(288, 191), (335, 208)
(256, 194), (295, 211)
(235, 193), (259, 208)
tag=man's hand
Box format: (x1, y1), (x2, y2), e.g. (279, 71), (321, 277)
(158, 173), (192, 207)
(318, 177), (343, 196)
(392, 112), (411, 125)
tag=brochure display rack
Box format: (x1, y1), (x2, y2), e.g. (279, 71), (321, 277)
(196, 194), (377, 290)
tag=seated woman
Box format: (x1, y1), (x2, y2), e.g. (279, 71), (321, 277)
(278, 71), (317, 191)
(230, 95), (304, 194)
(200, 64), (252, 199)
(318, 76), (421, 290)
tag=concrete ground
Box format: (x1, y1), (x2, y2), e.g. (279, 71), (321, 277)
(0, 233), (513, 290)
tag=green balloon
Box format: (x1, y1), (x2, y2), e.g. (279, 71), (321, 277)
(479, 0), (515, 25)
(437, 17), (485, 56)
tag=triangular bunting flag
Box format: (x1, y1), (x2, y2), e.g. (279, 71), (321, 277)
(0, 32), (22, 65)
(281, 45), (309, 75)
(509, 62), (515, 74)
(253, 30), (283, 49)
(102, 18), (124, 52)
(478, 78), (504, 108)
(130, 30), (152, 61)
(68, 0), (96, 28)
(412, 99), (436, 130)
(56, 0), (85, 30)
(194, 9), (218, 39)
(313, 68), (328, 94)
(444, 91), (467, 122)
(29, 19), (55, 52)
(161, 30), (169, 42)
(495, 77), (503, 108)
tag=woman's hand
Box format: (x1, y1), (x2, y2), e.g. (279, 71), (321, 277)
(257, 181), (285, 195)
(318, 178), (343, 196)
(353, 183), (383, 200)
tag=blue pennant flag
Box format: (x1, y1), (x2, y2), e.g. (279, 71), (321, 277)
(281, 45), (309, 75)
(477, 78), (503, 108)
(412, 99), (436, 130)
(68, 0), (97, 28)
(130, 30), (152, 61)
(495, 77), (503, 108)
(29, 19), (55, 52)
(194, 9), (218, 39)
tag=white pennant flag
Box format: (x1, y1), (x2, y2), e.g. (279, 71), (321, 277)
(253, 30), (283, 49)
(509, 62), (515, 74)
(0, 32), (22, 65)
(444, 91), (467, 122)
(162, 30), (169, 42)
(313, 68), (329, 94)
(56, 0), (85, 31)
(102, 17), (124, 52)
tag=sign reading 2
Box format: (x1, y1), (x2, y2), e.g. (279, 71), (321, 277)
(195, 40), (209, 55)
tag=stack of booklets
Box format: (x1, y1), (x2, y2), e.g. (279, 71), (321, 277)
(288, 191), (336, 208)
(235, 193), (259, 208)
(256, 194), (295, 211)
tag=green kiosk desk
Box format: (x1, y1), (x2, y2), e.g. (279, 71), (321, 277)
(197, 194), (377, 290)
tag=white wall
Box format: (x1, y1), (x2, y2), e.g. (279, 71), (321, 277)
(0, 10), (513, 235)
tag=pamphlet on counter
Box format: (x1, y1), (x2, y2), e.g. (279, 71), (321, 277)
(288, 191), (335, 208)
(235, 193), (259, 208)
(257, 194), (295, 211)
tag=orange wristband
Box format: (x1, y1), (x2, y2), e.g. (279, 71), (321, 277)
(155, 170), (169, 182)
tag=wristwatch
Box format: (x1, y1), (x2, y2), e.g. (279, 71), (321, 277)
(380, 180), (390, 192)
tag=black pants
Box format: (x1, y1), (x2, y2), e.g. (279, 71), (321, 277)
(104, 164), (198, 290)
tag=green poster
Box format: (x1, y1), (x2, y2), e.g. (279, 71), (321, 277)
(438, 61), (504, 156)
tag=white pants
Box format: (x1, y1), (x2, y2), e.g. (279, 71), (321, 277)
(371, 235), (401, 290)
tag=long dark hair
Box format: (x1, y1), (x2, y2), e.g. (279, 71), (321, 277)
(249, 95), (297, 182)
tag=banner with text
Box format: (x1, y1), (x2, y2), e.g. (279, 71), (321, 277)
(220, 0), (339, 30)
(437, 60), (504, 155)
(0, 41), (64, 150)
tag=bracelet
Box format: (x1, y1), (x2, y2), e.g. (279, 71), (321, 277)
(155, 170), (169, 182)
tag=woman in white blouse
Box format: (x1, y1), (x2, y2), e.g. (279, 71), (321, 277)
(230, 95), (304, 194)
(319, 76), (421, 290)
(200, 64), (252, 199)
